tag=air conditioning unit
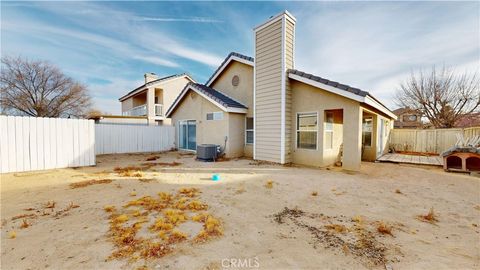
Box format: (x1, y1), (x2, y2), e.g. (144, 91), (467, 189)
(196, 144), (218, 161)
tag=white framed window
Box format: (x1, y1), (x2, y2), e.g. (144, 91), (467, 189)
(362, 116), (373, 147)
(296, 112), (317, 150)
(206, 112), (223, 121)
(245, 117), (254, 144)
(325, 111), (334, 149)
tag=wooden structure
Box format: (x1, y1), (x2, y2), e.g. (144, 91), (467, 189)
(377, 153), (442, 166)
(441, 134), (480, 172)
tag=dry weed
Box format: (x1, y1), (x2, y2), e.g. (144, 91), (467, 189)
(265, 180), (274, 189)
(325, 224), (348, 233)
(104, 205), (116, 213)
(146, 156), (159, 161)
(395, 189), (403, 194)
(417, 207), (438, 224)
(70, 179), (112, 189)
(45, 200), (56, 209)
(311, 191), (318, 196)
(11, 213), (36, 221)
(8, 231), (16, 239)
(376, 222), (393, 236)
(20, 219), (30, 229)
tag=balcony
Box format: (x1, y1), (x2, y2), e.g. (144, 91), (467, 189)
(123, 104), (164, 117)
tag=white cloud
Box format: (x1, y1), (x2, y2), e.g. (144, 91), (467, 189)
(135, 16), (223, 23)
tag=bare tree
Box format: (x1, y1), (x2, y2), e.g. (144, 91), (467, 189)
(395, 66), (480, 128)
(0, 56), (91, 117)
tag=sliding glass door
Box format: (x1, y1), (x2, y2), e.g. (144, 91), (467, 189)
(178, 120), (196, 151)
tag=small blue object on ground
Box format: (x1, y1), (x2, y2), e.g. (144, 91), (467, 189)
(212, 174), (220, 181)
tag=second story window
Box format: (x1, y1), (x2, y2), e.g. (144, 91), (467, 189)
(206, 112), (223, 121)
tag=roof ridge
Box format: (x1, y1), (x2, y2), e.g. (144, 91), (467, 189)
(205, 52), (254, 86)
(191, 83), (248, 108)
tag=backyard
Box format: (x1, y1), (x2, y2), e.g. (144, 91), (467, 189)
(1, 151), (479, 269)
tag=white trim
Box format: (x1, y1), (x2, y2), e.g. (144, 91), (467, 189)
(254, 10), (297, 32)
(177, 119), (197, 152)
(166, 85), (247, 117)
(365, 95), (398, 120)
(295, 111), (319, 151)
(119, 74), (195, 101)
(324, 111), (334, 150)
(288, 73), (397, 120)
(253, 30), (257, 160)
(245, 117), (254, 145)
(280, 16), (286, 164)
(206, 56), (254, 87)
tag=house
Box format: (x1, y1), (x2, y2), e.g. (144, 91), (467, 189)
(118, 73), (194, 125)
(455, 112), (480, 128)
(392, 107), (423, 129)
(166, 11), (397, 170)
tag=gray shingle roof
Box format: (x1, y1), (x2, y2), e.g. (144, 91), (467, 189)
(119, 73), (191, 101)
(166, 82), (247, 116)
(205, 52), (254, 85)
(288, 69), (369, 97)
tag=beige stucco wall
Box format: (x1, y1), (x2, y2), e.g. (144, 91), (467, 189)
(169, 91), (245, 158)
(210, 61), (253, 157)
(290, 80), (360, 168)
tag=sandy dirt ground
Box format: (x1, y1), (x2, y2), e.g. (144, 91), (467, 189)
(1, 151), (479, 270)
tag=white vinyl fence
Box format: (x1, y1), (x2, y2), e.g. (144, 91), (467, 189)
(389, 127), (480, 154)
(95, 123), (175, 155)
(0, 116), (95, 173)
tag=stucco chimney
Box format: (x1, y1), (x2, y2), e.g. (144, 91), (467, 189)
(144, 72), (158, 84)
(254, 11), (296, 164)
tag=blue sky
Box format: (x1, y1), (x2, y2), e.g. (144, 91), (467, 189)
(2, 1), (479, 114)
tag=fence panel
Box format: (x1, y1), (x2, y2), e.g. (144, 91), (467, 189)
(389, 126), (480, 154)
(0, 116), (95, 173)
(95, 123), (175, 155)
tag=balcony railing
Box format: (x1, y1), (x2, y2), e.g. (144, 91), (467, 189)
(155, 104), (163, 117)
(123, 104), (164, 117)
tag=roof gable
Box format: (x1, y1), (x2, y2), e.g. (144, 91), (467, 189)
(119, 73), (195, 101)
(166, 83), (248, 117)
(287, 69), (397, 119)
(205, 52), (254, 87)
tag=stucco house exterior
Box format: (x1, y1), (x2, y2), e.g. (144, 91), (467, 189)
(166, 11), (397, 170)
(118, 73), (194, 125)
(392, 107), (423, 129)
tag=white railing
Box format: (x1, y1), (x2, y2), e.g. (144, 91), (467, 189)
(123, 104), (147, 116)
(123, 104), (164, 117)
(155, 104), (163, 117)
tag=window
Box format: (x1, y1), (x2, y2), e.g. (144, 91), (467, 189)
(245, 117), (254, 144)
(297, 113), (317, 150)
(206, 112), (223, 121)
(362, 117), (373, 147)
(325, 112), (334, 149)
(403, 114), (417, 122)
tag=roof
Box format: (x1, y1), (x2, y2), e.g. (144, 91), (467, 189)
(166, 82), (248, 117)
(205, 52), (254, 86)
(392, 107), (422, 116)
(119, 73), (194, 101)
(287, 69), (397, 119)
(455, 112), (480, 128)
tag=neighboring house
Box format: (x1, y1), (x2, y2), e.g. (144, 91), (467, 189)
(455, 112), (480, 128)
(166, 11), (397, 170)
(118, 73), (194, 125)
(392, 107), (423, 129)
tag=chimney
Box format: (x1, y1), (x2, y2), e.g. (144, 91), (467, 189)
(144, 72), (158, 84)
(254, 11), (296, 164)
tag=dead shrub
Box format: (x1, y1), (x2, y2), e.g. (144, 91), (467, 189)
(70, 179), (112, 189)
(9, 231), (16, 239)
(44, 200), (56, 209)
(114, 166), (147, 177)
(311, 191), (318, 196)
(418, 207), (438, 224)
(20, 219), (30, 229)
(325, 224), (348, 233)
(395, 189), (403, 194)
(376, 222), (393, 236)
(265, 180), (274, 189)
(11, 213), (36, 221)
(146, 156), (159, 161)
